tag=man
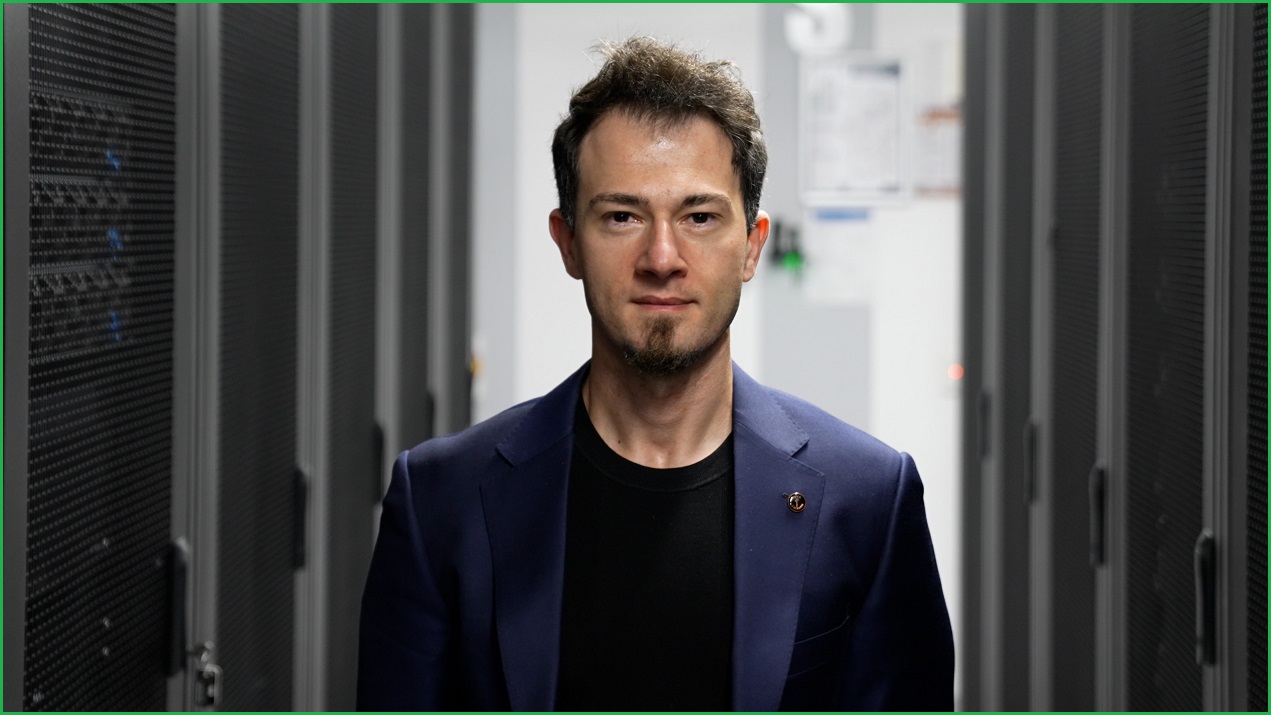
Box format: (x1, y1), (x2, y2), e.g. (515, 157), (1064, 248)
(358, 38), (953, 711)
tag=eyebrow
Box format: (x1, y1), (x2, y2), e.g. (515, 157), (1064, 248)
(680, 193), (731, 210)
(588, 192), (648, 209)
(587, 192), (731, 210)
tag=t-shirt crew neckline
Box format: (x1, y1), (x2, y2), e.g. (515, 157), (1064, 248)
(573, 393), (734, 493)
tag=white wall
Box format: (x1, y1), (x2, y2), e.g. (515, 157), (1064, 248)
(861, 7), (964, 705)
(865, 199), (964, 708)
(471, 4), (518, 423)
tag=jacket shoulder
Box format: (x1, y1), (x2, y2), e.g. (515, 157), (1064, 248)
(762, 385), (899, 455)
(399, 397), (540, 483)
(761, 385), (906, 485)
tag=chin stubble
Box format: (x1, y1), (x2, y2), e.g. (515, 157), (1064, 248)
(621, 316), (710, 376)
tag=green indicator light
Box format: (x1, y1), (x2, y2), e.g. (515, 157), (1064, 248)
(782, 252), (805, 271)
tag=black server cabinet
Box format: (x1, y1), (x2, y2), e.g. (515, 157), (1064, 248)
(10, 3), (180, 710)
(966, 4), (1267, 710)
(1124, 6), (1210, 709)
(5, 3), (476, 710)
(1045, 6), (1102, 710)
(396, 5), (434, 452)
(996, 8), (1035, 708)
(214, 5), (301, 710)
(1246, 5), (1267, 712)
(969, 5), (1036, 709)
(324, 5), (379, 709)
(965, 4), (1265, 711)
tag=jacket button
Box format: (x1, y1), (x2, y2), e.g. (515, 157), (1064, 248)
(786, 492), (806, 513)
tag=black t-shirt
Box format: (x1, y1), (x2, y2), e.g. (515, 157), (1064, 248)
(555, 395), (735, 711)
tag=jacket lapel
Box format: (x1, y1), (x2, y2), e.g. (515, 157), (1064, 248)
(731, 364), (826, 711)
(478, 363), (824, 711)
(479, 364), (588, 711)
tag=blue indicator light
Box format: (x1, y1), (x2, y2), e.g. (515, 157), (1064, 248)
(105, 150), (122, 171)
(108, 310), (122, 341)
(107, 228), (123, 257)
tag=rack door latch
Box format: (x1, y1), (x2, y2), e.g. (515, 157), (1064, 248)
(1193, 531), (1216, 666)
(190, 642), (223, 708)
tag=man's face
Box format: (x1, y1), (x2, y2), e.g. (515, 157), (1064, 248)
(549, 111), (769, 375)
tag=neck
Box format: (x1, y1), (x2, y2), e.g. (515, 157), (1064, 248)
(583, 332), (734, 469)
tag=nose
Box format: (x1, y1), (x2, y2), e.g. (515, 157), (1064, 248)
(635, 220), (687, 280)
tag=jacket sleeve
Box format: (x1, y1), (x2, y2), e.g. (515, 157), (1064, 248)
(837, 452), (955, 711)
(357, 451), (456, 710)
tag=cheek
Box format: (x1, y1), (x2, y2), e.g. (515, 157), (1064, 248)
(580, 259), (626, 306)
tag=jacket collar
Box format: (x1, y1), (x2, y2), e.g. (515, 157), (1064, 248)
(481, 362), (824, 711)
(492, 361), (811, 463)
(494, 362), (589, 466)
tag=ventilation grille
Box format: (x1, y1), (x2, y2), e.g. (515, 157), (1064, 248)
(325, 6), (380, 709)
(215, 5), (300, 710)
(1249, 5), (1267, 712)
(1049, 7), (1102, 710)
(23, 4), (177, 710)
(397, 5), (433, 445)
(997, 7), (1036, 709)
(1125, 5), (1208, 710)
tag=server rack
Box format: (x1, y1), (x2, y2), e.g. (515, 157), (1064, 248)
(4, 5), (35, 709)
(1028, 5), (1101, 710)
(4, 3), (474, 710)
(5, 4), (181, 710)
(969, 5), (1035, 710)
(966, 4), (1267, 710)
(216, 5), (302, 710)
(1245, 10), (1267, 710)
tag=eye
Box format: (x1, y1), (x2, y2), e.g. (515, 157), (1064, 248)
(608, 211), (634, 224)
(689, 212), (715, 225)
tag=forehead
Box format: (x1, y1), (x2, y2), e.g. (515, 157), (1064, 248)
(576, 111), (739, 194)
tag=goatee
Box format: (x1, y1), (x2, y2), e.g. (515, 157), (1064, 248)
(622, 317), (711, 376)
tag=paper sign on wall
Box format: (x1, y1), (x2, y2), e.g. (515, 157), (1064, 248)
(799, 55), (909, 206)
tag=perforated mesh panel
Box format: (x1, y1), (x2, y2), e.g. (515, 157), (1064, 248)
(1249, 5), (1267, 712)
(326, 5), (379, 709)
(1125, 5), (1207, 710)
(23, 4), (177, 710)
(397, 5), (433, 446)
(998, 7), (1035, 709)
(216, 5), (300, 710)
(1049, 8), (1101, 709)
(440, 5), (475, 433)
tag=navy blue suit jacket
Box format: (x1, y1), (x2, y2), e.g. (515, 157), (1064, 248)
(357, 363), (954, 711)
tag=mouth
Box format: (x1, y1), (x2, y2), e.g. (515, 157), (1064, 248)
(633, 296), (692, 311)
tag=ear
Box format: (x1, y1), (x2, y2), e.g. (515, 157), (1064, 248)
(741, 210), (770, 282)
(549, 209), (583, 280)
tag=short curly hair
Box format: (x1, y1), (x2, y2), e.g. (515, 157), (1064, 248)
(551, 37), (768, 230)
